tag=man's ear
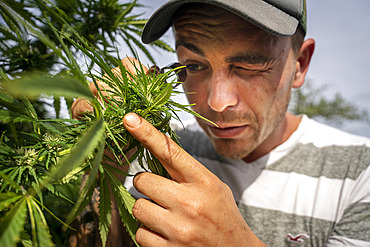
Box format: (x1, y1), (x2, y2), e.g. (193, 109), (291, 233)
(292, 38), (315, 88)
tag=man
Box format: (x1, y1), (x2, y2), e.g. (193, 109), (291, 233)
(73, 0), (370, 246)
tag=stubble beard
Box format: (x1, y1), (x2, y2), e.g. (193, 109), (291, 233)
(197, 93), (291, 160)
(210, 135), (260, 160)
(197, 110), (261, 160)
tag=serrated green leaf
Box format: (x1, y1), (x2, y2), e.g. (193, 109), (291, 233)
(151, 39), (175, 53)
(38, 121), (64, 135)
(0, 170), (24, 193)
(143, 83), (172, 116)
(39, 179), (73, 204)
(104, 168), (138, 245)
(59, 164), (88, 184)
(113, 0), (136, 27)
(55, 27), (116, 80)
(155, 82), (172, 107)
(0, 193), (23, 212)
(30, 199), (55, 247)
(3, 74), (95, 102)
(0, 91), (25, 114)
(21, 98), (38, 120)
(20, 231), (32, 247)
(0, 109), (34, 123)
(65, 140), (104, 225)
(99, 174), (112, 247)
(26, 197), (37, 246)
(50, 117), (105, 181)
(0, 196), (27, 247)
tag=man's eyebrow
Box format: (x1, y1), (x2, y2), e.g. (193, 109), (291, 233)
(225, 53), (275, 65)
(175, 41), (205, 57)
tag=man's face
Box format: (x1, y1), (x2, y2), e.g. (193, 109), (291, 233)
(174, 5), (298, 161)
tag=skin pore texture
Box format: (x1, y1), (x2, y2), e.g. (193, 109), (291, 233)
(173, 5), (313, 162)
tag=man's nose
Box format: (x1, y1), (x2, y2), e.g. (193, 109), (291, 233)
(207, 73), (238, 112)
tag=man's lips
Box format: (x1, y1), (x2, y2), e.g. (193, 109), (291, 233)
(208, 124), (249, 139)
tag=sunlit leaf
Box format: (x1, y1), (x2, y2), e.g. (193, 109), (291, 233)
(39, 179), (73, 204)
(155, 83), (172, 106)
(0, 196), (27, 247)
(3, 74), (95, 102)
(0, 109), (34, 123)
(0, 193), (23, 212)
(50, 117), (105, 181)
(65, 140), (104, 225)
(31, 199), (55, 247)
(99, 173), (112, 247)
(104, 168), (138, 245)
(0, 171), (24, 193)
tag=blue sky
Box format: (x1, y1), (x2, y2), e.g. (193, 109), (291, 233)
(132, 0), (370, 137)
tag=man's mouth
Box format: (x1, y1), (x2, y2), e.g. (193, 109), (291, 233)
(208, 124), (249, 139)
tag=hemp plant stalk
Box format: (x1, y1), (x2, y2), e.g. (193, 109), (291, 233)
(0, 4), (213, 246)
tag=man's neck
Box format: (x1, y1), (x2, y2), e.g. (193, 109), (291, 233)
(243, 112), (302, 163)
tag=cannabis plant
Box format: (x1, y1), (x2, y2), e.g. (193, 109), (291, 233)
(0, 1), (207, 247)
(0, 0), (174, 119)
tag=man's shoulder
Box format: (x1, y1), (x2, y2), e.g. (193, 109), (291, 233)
(299, 115), (370, 148)
(272, 115), (370, 180)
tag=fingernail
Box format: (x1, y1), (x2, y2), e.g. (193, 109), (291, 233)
(134, 171), (144, 179)
(133, 171), (145, 185)
(124, 113), (142, 128)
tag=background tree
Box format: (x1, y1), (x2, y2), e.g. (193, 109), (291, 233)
(289, 79), (370, 125)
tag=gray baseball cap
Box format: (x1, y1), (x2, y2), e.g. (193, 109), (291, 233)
(141, 0), (307, 44)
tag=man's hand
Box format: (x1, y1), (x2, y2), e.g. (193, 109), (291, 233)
(123, 113), (266, 247)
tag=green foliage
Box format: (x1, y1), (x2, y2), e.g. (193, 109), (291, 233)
(0, 0), (170, 76)
(0, 0), (174, 120)
(1, 56), (194, 246)
(0, 1), (188, 246)
(4, 74), (95, 101)
(0, 196), (29, 247)
(290, 80), (370, 125)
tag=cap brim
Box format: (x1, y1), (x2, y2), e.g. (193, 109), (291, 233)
(141, 0), (299, 44)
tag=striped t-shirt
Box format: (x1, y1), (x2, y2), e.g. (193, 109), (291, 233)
(174, 115), (370, 246)
(125, 115), (370, 246)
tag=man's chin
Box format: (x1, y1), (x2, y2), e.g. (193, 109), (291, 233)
(210, 138), (254, 160)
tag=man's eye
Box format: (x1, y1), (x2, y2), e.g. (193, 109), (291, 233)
(234, 65), (269, 73)
(186, 64), (202, 71)
(235, 66), (256, 72)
